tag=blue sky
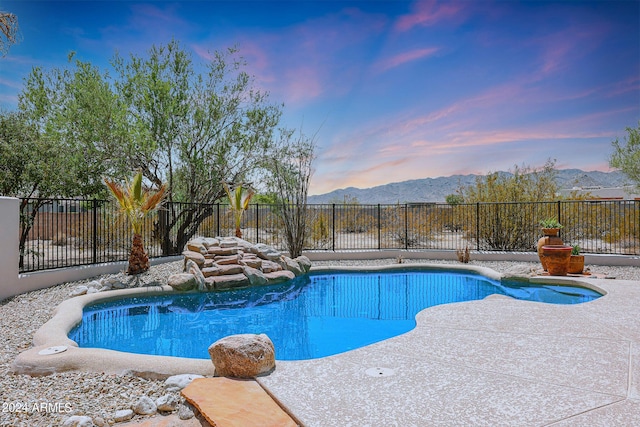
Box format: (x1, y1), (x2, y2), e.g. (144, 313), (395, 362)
(1, 0), (639, 195)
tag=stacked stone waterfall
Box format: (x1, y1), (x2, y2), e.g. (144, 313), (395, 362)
(168, 237), (311, 292)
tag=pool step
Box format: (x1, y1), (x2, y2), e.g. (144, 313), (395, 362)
(181, 377), (299, 427)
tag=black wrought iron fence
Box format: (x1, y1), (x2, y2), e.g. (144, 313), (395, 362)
(18, 198), (640, 272)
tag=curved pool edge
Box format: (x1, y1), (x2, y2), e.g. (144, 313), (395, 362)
(13, 263), (608, 378)
(310, 262), (504, 281)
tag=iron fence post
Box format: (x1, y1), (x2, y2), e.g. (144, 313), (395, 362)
(377, 204), (381, 250)
(255, 203), (259, 242)
(92, 198), (98, 264)
(332, 204), (336, 251)
(216, 203), (220, 237)
(476, 202), (480, 250)
(405, 204), (409, 250)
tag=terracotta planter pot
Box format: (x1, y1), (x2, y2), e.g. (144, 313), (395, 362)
(537, 228), (563, 270)
(541, 245), (572, 276)
(568, 255), (585, 274)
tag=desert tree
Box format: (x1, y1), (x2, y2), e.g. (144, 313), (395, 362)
(456, 159), (562, 250)
(17, 42), (283, 254)
(0, 11), (20, 56)
(0, 110), (63, 268)
(19, 53), (130, 195)
(112, 41), (282, 253)
(265, 127), (318, 257)
(610, 121), (640, 190)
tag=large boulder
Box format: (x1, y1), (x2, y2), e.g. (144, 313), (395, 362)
(282, 256), (303, 275)
(295, 255), (312, 273)
(186, 241), (207, 255)
(208, 334), (275, 378)
(185, 259), (207, 291)
(240, 254), (262, 269)
(202, 237), (220, 248)
(201, 266), (222, 277)
(182, 250), (205, 268)
(265, 270), (296, 284)
(243, 266), (268, 287)
(208, 273), (250, 290)
(214, 254), (241, 265)
(251, 243), (282, 261)
(207, 246), (239, 256)
(217, 264), (244, 275)
(261, 260), (283, 273)
(168, 273), (197, 291)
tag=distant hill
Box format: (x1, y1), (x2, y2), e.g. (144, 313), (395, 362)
(308, 169), (631, 204)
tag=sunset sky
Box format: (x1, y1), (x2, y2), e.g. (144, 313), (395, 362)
(1, 0), (639, 195)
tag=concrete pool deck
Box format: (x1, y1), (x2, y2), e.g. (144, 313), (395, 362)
(258, 274), (640, 426)
(13, 264), (640, 425)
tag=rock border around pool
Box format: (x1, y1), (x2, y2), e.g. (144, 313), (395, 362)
(174, 237), (311, 291)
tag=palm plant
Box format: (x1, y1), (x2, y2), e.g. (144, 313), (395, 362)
(223, 182), (255, 238)
(104, 171), (167, 275)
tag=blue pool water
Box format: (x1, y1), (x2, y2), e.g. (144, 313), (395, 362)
(69, 269), (601, 360)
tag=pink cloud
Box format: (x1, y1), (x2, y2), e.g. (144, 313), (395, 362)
(395, 0), (465, 32)
(209, 7), (388, 106)
(374, 47), (439, 72)
(529, 23), (609, 78)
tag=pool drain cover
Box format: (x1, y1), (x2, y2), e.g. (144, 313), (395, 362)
(365, 367), (395, 377)
(38, 346), (68, 355)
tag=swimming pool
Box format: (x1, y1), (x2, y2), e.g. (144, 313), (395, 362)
(68, 269), (601, 360)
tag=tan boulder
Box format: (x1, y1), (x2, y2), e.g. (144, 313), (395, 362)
(201, 266), (221, 277)
(282, 256), (303, 275)
(186, 242), (207, 255)
(210, 273), (250, 290)
(251, 243), (282, 261)
(202, 237), (219, 248)
(168, 273), (197, 291)
(295, 255), (312, 273)
(186, 259), (207, 291)
(182, 250), (205, 268)
(261, 260), (283, 273)
(240, 257), (262, 269)
(217, 264), (244, 275)
(243, 266), (268, 287)
(207, 246), (239, 256)
(214, 254), (241, 265)
(208, 334), (275, 378)
(264, 270), (295, 284)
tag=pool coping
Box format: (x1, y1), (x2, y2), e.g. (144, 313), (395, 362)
(12, 262), (609, 378)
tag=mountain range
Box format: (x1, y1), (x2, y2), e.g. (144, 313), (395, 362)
(308, 169), (632, 204)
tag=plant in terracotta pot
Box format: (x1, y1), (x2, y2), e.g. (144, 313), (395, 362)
(537, 217), (564, 270)
(539, 217), (563, 236)
(541, 244), (572, 276)
(568, 244), (585, 274)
